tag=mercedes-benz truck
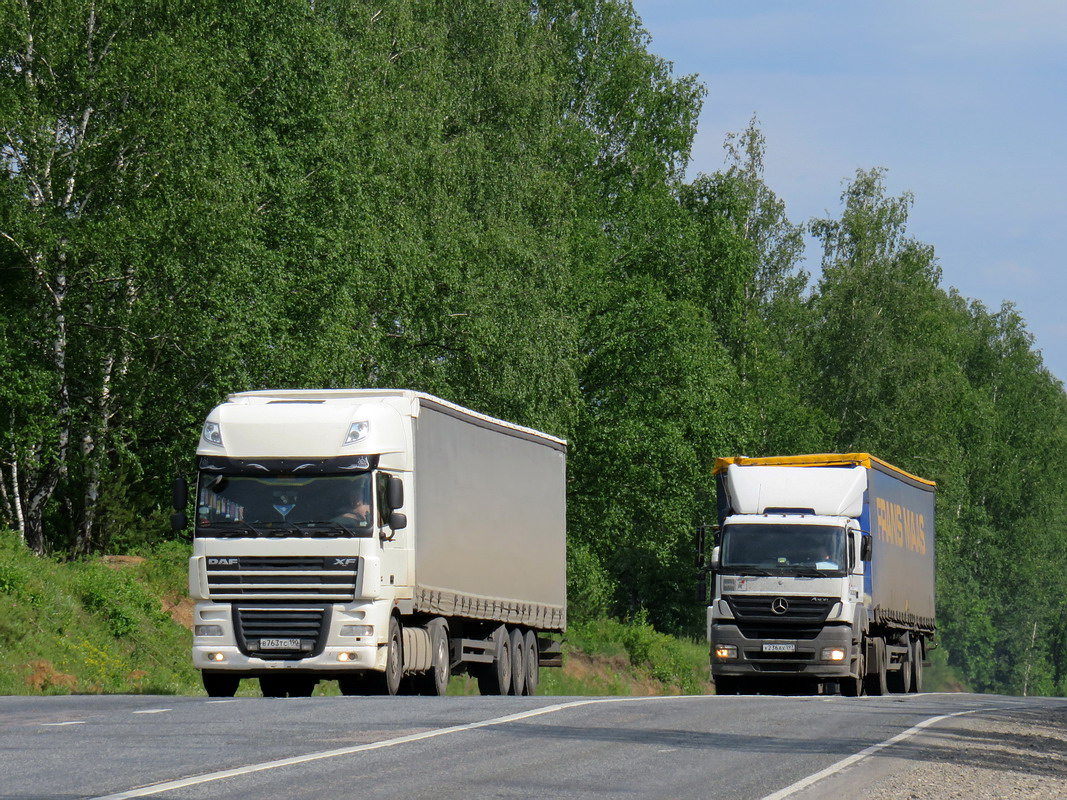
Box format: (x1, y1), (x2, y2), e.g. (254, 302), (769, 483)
(703, 453), (934, 696)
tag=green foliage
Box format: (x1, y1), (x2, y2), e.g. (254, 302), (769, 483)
(0, 531), (199, 694)
(0, 1), (1065, 698)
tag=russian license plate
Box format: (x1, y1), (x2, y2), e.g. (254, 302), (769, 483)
(259, 638), (301, 650)
(763, 643), (796, 653)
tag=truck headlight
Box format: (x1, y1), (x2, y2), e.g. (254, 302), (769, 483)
(195, 625), (224, 637)
(344, 421), (370, 445)
(714, 644), (738, 660)
(821, 647), (847, 662)
(202, 421), (223, 446)
(340, 624), (373, 637)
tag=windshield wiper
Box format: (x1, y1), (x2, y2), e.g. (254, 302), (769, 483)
(289, 521), (354, 537)
(197, 520), (262, 537)
(790, 568), (827, 577)
(722, 566), (776, 576)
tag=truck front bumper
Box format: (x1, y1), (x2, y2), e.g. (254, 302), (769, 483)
(710, 623), (854, 678)
(193, 644), (383, 672)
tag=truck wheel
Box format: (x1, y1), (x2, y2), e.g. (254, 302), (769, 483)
(380, 616), (404, 695)
(476, 626), (512, 695)
(840, 649), (865, 697)
(910, 639), (923, 693)
(888, 644), (912, 694)
(522, 630), (539, 696)
(202, 672), (240, 698)
(864, 642), (889, 696)
(417, 620), (450, 696)
(508, 628), (526, 696)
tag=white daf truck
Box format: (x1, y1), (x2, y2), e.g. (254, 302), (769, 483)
(702, 454), (935, 696)
(172, 389), (566, 697)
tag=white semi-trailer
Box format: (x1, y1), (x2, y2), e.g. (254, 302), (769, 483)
(702, 454), (935, 696)
(172, 389), (566, 697)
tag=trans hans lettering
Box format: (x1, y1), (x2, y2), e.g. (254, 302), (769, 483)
(874, 497), (927, 554)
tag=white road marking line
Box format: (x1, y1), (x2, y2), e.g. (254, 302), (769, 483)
(132, 709), (172, 715)
(759, 707), (995, 800)
(42, 721), (86, 727)
(89, 694), (718, 799)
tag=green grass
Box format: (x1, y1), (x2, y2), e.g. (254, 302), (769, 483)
(1, 529), (967, 697)
(0, 531), (200, 695)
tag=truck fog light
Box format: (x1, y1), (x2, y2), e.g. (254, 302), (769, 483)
(207, 652), (225, 663)
(340, 624), (373, 637)
(714, 645), (738, 660)
(337, 652), (358, 662)
(195, 625), (224, 637)
(821, 647), (847, 662)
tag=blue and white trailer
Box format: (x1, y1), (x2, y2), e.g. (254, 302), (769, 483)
(705, 453), (935, 696)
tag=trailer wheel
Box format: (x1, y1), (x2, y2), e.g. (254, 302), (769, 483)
(508, 628), (526, 696)
(476, 626), (512, 695)
(522, 630), (539, 696)
(202, 672), (240, 698)
(888, 641), (912, 694)
(910, 638), (923, 693)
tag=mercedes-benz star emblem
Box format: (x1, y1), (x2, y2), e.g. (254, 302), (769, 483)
(771, 597), (789, 615)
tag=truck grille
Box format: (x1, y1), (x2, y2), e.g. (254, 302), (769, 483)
(206, 556), (359, 601)
(234, 606), (329, 660)
(724, 595), (834, 624)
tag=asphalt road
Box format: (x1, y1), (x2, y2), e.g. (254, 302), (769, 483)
(1, 692), (1062, 800)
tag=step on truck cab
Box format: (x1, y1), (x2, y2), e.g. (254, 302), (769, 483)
(702, 454), (935, 696)
(172, 389), (566, 698)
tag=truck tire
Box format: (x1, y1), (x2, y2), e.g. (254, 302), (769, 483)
(415, 619), (450, 696)
(508, 628), (526, 696)
(476, 626), (512, 695)
(910, 638), (923, 693)
(202, 672), (240, 698)
(366, 616), (404, 696)
(864, 640), (889, 696)
(840, 648), (865, 697)
(888, 641), (912, 694)
(522, 630), (539, 695)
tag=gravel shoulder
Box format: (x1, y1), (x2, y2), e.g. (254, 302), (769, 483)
(790, 703), (1067, 800)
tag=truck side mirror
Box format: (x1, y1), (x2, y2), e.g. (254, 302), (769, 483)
(388, 511), (407, 531)
(387, 476), (404, 510)
(861, 534), (873, 562)
(172, 476), (188, 511)
(170, 512), (188, 532)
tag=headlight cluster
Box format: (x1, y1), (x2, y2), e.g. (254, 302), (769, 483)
(714, 644), (738, 660)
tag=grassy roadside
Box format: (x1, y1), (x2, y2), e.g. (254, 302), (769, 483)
(0, 530), (962, 697)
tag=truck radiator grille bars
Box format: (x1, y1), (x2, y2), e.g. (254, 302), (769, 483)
(724, 595), (835, 624)
(206, 556), (358, 601)
(234, 606), (329, 660)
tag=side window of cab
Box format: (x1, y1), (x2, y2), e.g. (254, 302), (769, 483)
(375, 472), (391, 526)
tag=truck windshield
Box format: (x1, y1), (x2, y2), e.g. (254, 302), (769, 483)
(720, 524), (846, 575)
(195, 473), (374, 537)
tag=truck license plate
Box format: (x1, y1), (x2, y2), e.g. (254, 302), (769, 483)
(259, 638), (301, 649)
(763, 643), (795, 653)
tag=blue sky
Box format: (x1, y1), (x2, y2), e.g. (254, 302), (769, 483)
(631, 0), (1067, 383)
